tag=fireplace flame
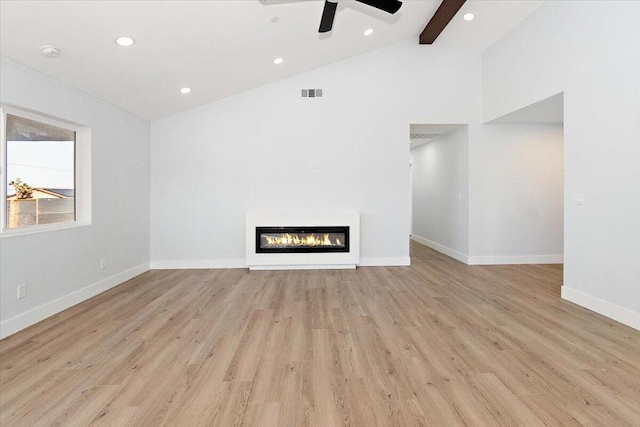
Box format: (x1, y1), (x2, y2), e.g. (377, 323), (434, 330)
(263, 233), (342, 247)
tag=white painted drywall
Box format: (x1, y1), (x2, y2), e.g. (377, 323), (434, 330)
(0, 56), (150, 337)
(468, 124), (564, 263)
(150, 40), (482, 267)
(482, 1), (640, 318)
(411, 126), (469, 260)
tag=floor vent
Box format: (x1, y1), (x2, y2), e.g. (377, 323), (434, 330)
(301, 89), (323, 99)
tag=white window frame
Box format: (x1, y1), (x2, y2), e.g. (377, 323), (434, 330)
(0, 105), (91, 237)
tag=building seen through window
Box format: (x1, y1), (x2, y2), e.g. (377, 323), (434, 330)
(5, 114), (76, 229)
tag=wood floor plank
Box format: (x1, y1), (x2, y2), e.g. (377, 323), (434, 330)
(1, 241), (639, 426)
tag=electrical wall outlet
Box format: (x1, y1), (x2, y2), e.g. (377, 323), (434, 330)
(100, 258), (107, 270)
(310, 160), (320, 170)
(17, 284), (26, 299)
(224, 244), (231, 252)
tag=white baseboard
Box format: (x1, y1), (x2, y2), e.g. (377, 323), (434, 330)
(468, 254), (564, 265)
(411, 235), (469, 264)
(0, 262), (150, 340)
(153, 257), (411, 269)
(359, 257), (411, 267)
(561, 286), (640, 330)
(150, 259), (247, 270)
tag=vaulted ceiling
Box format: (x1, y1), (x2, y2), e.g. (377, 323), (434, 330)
(0, 1), (543, 120)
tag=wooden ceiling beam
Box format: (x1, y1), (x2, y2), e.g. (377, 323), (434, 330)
(420, 0), (466, 45)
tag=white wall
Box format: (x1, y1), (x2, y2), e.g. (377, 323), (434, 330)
(0, 57), (150, 338)
(469, 124), (564, 264)
(411, 126), (469, 262)
(150, 40), (482, 268)
(482, 1), (640, 326)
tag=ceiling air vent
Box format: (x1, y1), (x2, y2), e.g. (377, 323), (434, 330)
(301, 89), (323, 99)
(410, 133), (440, 140)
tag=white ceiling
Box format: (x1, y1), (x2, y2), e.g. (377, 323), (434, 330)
(488, 92), (564, 124)
(0, 0), (544, 121)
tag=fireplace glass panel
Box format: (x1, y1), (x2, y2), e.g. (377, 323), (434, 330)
(256, 226), (349, 253)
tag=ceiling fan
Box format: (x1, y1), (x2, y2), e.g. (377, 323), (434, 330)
(318, 0), (403, 33)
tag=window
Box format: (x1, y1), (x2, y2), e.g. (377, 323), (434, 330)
(1, 106), (91, 234)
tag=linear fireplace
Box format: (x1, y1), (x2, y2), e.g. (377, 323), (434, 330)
(256, 226), (349, 254)
(246, 213), (360, 270)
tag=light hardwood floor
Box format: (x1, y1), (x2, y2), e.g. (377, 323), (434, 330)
(1, 242), (639, 426)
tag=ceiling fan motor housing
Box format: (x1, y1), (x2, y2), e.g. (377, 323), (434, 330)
(319, 0), (402, 33)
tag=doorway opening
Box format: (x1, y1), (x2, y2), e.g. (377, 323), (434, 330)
(409, 92), (565, 279)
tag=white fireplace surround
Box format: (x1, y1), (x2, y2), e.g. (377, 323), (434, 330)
(246, 213), (360, 270)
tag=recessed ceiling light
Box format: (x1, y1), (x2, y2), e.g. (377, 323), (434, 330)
(115, 36), (135, 47)
(463, 13), (475, 21)
(180, 87), (191, 94)
(363, 28), (374, 36)
(40, 45), (60, 58)
(273, 57), (284, 65)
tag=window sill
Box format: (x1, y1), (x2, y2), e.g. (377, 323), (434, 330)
(0, 221), (91, 239)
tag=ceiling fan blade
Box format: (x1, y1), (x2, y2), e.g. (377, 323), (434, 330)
(355, 0), (402, 14)
(319, 1), (338, 33)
